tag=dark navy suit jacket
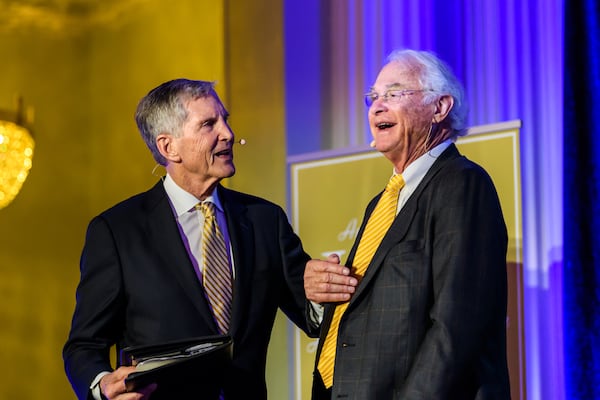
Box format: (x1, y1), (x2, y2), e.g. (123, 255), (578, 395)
(64, 183), (316, 400)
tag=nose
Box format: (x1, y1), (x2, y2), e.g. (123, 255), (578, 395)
(369, 100), (386, 115)
(219, 121), (234, 142)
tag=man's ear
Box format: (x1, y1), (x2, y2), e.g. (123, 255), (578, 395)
(432, 94), (454, 123)
(156, 134), (182, 163)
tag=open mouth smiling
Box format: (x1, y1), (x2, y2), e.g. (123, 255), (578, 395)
(214, 148), (232, 158)
(376, 122), (396, 130)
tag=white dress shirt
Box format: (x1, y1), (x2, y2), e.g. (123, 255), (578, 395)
(396, 139), (452, 213)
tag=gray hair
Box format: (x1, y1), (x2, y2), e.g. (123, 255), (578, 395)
(386, 49), (468, 137)
(135, 79), (217, 165)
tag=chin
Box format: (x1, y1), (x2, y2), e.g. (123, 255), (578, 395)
(222, 165), (236, 178)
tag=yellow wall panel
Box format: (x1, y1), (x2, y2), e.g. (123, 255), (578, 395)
(0, 0), (292, 397)
(224, 1), (290, 398)
(0, 1), (263, 399)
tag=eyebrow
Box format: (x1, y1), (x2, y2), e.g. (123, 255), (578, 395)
(367, 83), (407, 92)
(196, 110), (230, 129)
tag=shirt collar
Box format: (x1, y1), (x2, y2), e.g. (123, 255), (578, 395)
(163, 174), (224, 217)
(397, 139), (452, 185)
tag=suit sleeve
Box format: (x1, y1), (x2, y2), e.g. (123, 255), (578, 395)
(274, 206), (320, 338)
(63, 216), (125, 400)
(400, 165), (508, 398)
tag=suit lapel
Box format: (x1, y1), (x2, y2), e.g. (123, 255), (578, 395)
(349, 144), (461, 304)
(145, 182), (218, 331)
(218, 186), (254, 337)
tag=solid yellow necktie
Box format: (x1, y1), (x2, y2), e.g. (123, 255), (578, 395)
(317, 174), (405, 388)
(197, 202), (232, 334)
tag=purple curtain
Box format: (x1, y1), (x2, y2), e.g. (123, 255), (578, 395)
(563, 0), (600, 398)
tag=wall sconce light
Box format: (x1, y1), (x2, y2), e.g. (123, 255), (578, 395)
(0, 97), (35, 210)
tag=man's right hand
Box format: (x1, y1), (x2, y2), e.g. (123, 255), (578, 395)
(304, 254), (358, 304)
(99, 367), (157, 399)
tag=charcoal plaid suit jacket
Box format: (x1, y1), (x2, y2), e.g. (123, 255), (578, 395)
(312, 144), (511, 400)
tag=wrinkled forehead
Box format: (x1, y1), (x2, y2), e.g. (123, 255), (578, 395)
(371, 60), (424, 90)
(183, 92), (227, 112)
(190, 98), (231, 130)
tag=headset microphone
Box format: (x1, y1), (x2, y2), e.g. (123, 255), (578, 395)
(370, 140), (376, 148)
(237, 139), (246, 145)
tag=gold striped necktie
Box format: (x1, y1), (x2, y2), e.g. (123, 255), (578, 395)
(197, 202), (232, 334)
(317, 174), (405, 388)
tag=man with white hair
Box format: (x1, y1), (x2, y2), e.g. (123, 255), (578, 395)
(304, 49), (511, 400)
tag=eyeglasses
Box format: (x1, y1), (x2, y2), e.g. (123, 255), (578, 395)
(364, 89), (432, 107)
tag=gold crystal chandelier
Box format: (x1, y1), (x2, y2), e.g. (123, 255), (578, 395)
(0, 98), (34, 210)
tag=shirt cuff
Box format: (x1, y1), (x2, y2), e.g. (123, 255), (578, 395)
(308, 300), (324, 326)
(90, 371), (111, 400)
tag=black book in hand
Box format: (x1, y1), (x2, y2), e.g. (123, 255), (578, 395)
(120, 335), (233, 393)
